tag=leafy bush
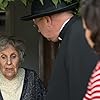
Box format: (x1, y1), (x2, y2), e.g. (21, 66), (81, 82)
(0, 0), (79, 10)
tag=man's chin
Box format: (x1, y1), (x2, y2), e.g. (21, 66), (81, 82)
(47, 38), (58, 42)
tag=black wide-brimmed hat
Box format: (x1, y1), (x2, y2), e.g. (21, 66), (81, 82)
(21, 0), (79, 21)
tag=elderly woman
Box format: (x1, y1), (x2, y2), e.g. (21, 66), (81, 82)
(0, 34), (46, 100)
(80, 0), (100, 99)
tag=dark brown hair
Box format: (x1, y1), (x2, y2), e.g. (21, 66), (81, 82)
(80, 0), (100, 54)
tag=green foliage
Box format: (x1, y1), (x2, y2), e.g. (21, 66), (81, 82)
(0, 0), (3, 4)
(40, 0), (44, 5)
(52, 0), (59, 6)
(0, 0), (8, 10)
(64, 0), (72, 3)
(0, 0), (14, 10)
(0, 0), (79, 10)
(20, 0), (27, 6)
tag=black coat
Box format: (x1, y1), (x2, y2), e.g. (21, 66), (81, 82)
(46, 16), (99, 100)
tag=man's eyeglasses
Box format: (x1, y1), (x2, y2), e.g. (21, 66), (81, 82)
(32, 17), (43, 29)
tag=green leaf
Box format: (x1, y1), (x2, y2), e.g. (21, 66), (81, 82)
(0, 0), (8, 10)
(58, 0), (61, 3)
(40, 0), (44, 5)
(21, 0), (27, 6)
(64, 0), (72, 3)
(0, 0), (3, 4)
(0, 3), (4, 10)
(3, 0), (8, 7)
(8, 0), (14, 1)
(52, 0), (59, 6)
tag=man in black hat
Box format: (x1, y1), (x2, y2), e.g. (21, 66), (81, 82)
(21, 0), (99, 99)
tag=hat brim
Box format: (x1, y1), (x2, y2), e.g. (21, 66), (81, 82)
(21, 2), (78, 21)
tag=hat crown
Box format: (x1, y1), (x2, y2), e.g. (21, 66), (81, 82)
(21, 0), (78, 20)
(31, 0), (66, 13)
(31, 0), (78, 17)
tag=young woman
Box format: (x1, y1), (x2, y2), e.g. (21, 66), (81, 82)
(80, 0), (100, 99)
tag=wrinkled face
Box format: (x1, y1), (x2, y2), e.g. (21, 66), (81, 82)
(33, 16), (59, 42)
(0, 44), (20, 80)
(83, 19), (94, 48)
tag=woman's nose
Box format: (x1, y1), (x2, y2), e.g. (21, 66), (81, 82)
(7, 58), (12, 65)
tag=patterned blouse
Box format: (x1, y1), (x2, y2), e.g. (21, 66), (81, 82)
(0, 68), (47, 100)
(83, 61), (100, 100)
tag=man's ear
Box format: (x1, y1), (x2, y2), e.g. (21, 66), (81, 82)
(44, 16), (52, 25)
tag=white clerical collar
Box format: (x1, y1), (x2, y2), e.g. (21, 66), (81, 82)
(60, 18), (70, 32)
(58, 18), (70, 41)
